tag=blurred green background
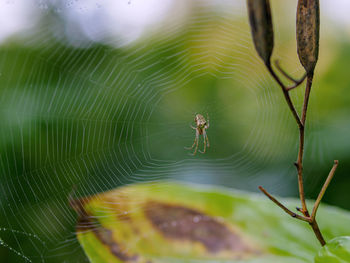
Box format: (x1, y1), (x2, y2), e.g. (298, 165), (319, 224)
(1, 0), (350, 262)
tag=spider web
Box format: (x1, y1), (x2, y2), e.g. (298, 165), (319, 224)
(0, 0), (334, 262)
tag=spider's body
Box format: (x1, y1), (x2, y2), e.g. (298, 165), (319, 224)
(195, 114), (207, 132)
(186, 114), (210, 155)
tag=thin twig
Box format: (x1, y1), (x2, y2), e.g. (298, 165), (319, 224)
(294, 74), (314, 216)
(265, 63), (303, 129)
(311, 160), (339, 220)
(265, 62), (308, 216)
(263, 61), (332, 246)
(296, 125), (308, 216)
(286, 79), (307, 91)
(301, 74), (313, 124)
(275, 60), (307, 90)
(258, 186), (309, 222)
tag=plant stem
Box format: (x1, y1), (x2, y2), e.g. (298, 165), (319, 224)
(275, 60), (307, 90)
(311, 160), (339, 220)
(265, 62), (303, 129)
(301, 74), (313, 124)
(260, 63), (338, 247)
(259, 186), (309, 222)
(309, 220), (326, 246)
(295, 74), (314, 215)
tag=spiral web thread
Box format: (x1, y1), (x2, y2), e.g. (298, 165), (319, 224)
(0, 1), (327, 262)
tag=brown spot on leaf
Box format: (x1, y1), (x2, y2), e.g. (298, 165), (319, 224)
(92, 227), (138, 262)
(144, 201), (257, 254)
(70, 197), (138, 262)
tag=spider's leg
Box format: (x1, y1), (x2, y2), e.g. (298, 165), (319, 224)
(206, 133), (210, 147)
(192, 130), (199, 155)
(190, 125), (196, 130)
(185, 136), (196, 150)
(199, 130), (207, 154)
(185, 129), (198, 150)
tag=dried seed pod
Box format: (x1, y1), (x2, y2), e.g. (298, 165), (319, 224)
(296, 0), (320, 75)
(247, 0), (274, 65)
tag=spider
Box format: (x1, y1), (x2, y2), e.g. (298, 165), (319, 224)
(185, 113), (210, 155)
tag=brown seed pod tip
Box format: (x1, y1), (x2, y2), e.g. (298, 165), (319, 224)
(247, 0), (274, 65)
(296, 0), (320, 74)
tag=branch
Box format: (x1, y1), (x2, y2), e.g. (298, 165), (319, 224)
(301, 74), (313, 124)
(309, 220), (326, 246)
(311, 160), (339, 220)
(258, 186), (309, 222)
(265, 63), (303, 129)
(275, 60), (307, 90)
(262, 64), (330, 246)
(294, 74), (314, 216)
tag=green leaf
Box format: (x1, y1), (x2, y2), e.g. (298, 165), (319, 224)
(314, 236), (350, 263)
(70, 182), (350, 263)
